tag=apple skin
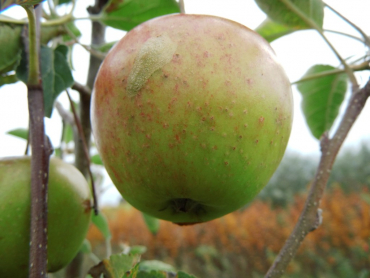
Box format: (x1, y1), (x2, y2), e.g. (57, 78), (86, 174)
(91, 14), (293, 224)
(0, 156), (92, 277)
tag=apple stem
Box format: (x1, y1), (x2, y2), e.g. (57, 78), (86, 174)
(265, 79), (370, 278)
(23, 4), (53, 278)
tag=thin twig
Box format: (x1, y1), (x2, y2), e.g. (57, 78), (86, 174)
(63, 23), (106, 60)
(325, 3), (370, 48)
(324, 29), (364, 43)
(72, 81), (92, 96)
(292, 60), (370, 84)
(66, 90), (99, 215)
(280, 0), (358, 86)
(265, 79), (370, 278)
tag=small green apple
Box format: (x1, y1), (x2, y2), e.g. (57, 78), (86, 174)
(0, 156), (92, 277)
(91, 14), (293, 224)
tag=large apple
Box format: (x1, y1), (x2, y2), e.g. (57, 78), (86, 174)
(91, 14), (293, 224)
(0, 156), (92, 277)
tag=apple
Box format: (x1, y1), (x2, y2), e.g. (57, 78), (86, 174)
(91, 14), (293, 224)
(0, 156), (92, 277)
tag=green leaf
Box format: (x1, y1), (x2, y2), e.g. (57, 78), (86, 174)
(297, 65), (348, 139)
(129, 245), (147, 255)
(57, 0), (72, 5)
(96, 41), (118, 53)
(91, 154), (104, 165)
(40, 25), (65, 45)
(176, 272), (197, 278)
(100, 0), (180, 31)
(0, 73), (18, 87)
(16, 44), (74, 117)
(255, 0), (324, 29)
(79, 239), (92, 254)
(0, 23), (22, 75)
(141, 212), (160, 235)
(255, 18), (302, 42)
(63, 21), (81, 42)
(7, 128), (28, 140)
(136, 270), (167, 278)
(88, 253), (139, 278)
(92, 212), (112, 240)
(63, 124), (74, 143)
(138, 260), (175, 273)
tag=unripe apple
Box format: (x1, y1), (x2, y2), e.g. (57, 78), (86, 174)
(91, 14), (293, 224)
(0, 156), (92, 277)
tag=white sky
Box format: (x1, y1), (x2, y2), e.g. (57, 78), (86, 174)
(0, 0), (369, 204)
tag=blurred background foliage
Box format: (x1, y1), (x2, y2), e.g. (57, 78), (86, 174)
(81, 143), (370, 278)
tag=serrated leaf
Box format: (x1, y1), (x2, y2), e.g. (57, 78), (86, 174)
(176, 272), (197, 278)
(297, 65), (348, 139)
(80, 238), (92, 254)
(92, 212), (112, 240)
(255, 0), (324, 29)
(88, 253), (139, 278)
(0, 23), (22, 74)
(91, 154), (104, 165)
(142, 212), (160, 235)
(16, 44), (74, 117)
(255, 18), (303, 42)
(100, 0), (180, 31)
(7, 128), (28, 140)
(138, 260), (175, 273)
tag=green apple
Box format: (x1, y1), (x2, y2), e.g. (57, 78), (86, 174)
(0, 156), (92, 277)
(91, 14), (293, 224)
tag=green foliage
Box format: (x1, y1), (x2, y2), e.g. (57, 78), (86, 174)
(297, 65), (348, 139)
(138, 260), (176, 272)
(255, 0), (324, 29)
(141, 213), (160, 235)
(0, 21), (22, 87)
(91, 154), (104, 165)
(100, 0), (180, 31)
(92, 212), (112, 241)
(255, 18), (302, 42)
(6, 127), (28, 140)
(16, 44), (74, 117)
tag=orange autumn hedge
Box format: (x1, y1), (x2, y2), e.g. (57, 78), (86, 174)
(87, 186), (370, 277)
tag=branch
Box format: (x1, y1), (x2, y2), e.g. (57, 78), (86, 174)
(72, 81), (92, 96)
(292, 60), (370, 84)
(280, 0), (358, 86)
(265, 78), (370, 278)
(325, 3), (370, 48)
(66, 91), (99, 215)
(22, 5), (52, 278)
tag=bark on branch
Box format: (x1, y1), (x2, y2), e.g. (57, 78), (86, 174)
(265, 79), (370, 278)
